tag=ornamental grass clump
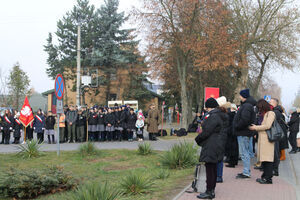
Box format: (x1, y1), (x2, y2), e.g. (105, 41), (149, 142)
(16, 139), (43, 158)
(120, 172), (155, 195)
(65, 182), (121, 200)
(78, 142), (99, 156)
(155, 169), (170, 180)
(160, 141), (197, 169)
(137, 142), (153, 155)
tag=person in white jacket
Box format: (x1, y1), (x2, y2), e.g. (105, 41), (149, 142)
(136, 115), (144, 141)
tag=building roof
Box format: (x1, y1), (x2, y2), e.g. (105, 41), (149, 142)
(42, 89), (55, 96)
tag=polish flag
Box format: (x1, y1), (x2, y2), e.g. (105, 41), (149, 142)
(19, 96), (34, 127)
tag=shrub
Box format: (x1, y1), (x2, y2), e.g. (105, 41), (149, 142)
(120, 173), (155, 195)
(64, 182), (121, 200)
(79, 142), (98, 156)
(160, 141), (197, 169)
(137, 142), (153, 155)
(0, 166), (76, 199)
(155, 169), (170, 180)
(16, 139), (43, 158)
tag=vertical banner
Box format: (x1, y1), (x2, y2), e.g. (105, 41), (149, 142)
(204, 87), (220, 101)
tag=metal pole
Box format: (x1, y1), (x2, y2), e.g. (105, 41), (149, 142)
(57, 114), (60, 156)
(161, 102), (164, 136)
(76, 24), (81, 107)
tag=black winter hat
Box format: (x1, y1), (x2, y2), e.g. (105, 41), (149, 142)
(240, 89), (250, 98)
(205, 98), (219, 109)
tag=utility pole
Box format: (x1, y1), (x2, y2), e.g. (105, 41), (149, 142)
(76, 24), (81, 106)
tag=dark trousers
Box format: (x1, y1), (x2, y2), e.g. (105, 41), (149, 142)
(3, 130), (11, 144)
(26, 127), (33, 140)
(67, 124), (76, 142)
(107, 131), (113, 141)
(76, 126), (85, 142)
(205, 163), (217, 191)
(37, 132), (44, 143)
(47, 135), (55, 144)
(122, 130), (128, 140)
(261, 161), (273, 180)
(59, 127), (65, 142)
(14, 137), (20, 144)
(128, 131), (133, 140)
(273, 141), (280, 174)
(101, 131), (106, 141)
(289, 132), (298, 151)
(116, 130), (122, 141)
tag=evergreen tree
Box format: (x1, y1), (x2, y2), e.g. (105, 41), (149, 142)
(7, 63), (30, 110)
(44, 0), (97, 79)
(91, 0), (138, 102)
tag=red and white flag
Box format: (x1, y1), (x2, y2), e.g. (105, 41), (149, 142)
(19, 96), (34, 127)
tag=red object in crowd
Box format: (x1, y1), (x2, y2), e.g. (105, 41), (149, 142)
(19, 96), (34, 127)
(204, 87), (220, 101)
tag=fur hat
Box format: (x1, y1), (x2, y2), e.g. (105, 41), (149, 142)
(205, 98), (219, 109)
(216, 96), (227, 107)
(240, 89), (250, 98)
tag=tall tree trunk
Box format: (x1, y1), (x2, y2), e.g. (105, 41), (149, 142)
(252, 61), (266, 98)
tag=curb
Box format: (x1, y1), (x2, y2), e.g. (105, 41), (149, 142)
(172, 184), (192, 200)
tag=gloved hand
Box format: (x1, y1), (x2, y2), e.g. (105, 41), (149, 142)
(9, 127), (13, 130)
(42, 128), (45, 130)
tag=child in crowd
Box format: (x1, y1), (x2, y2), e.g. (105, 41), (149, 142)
(136, 114), (144, 141)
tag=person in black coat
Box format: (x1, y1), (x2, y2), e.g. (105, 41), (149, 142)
(288, 109), (300, 154)
(105, 108), (116, 141)
(45, 111), (56, 144)
(115, 107), (125, 141)
(1, 109), (14, 144)
(233, 89), (256, 179)
(33, 109), (46, 143)
(126, 108), (137, 142)
(225, 105), (239, 168)
(88, 108), (98, 141)
(98, 108), (106, 142)
(76, 109), (86, 142)
(13, 113), (23, 144)
(195, 98), (228, 199)
(121, 106), (128, 140)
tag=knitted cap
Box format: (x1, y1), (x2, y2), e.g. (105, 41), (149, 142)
(240, 89), (250, 98)
(205, 98), (219, 109)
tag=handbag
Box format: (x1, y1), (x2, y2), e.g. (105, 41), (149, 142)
(266, 118), (285, 142)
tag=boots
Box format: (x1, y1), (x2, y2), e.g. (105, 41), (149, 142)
(197, 190), (215, 199)
(280, 150), (286, 160)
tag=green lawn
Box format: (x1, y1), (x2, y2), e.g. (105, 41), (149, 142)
(0, 149), (194, 200)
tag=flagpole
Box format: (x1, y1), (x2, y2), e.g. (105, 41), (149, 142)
(23, 126), (26, 143)
(86, 120), (89, 142)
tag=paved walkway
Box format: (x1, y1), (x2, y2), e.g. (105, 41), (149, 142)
(177, 153), (299, 200)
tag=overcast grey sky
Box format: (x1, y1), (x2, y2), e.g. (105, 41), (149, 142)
(0, 0), (299, 109)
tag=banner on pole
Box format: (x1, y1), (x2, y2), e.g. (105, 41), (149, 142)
(204, 87), (220, 101)
(19, 96), (34, 127)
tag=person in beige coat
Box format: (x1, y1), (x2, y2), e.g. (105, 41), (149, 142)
(249, 99), (275, 184)
(146, 104), (161, 141)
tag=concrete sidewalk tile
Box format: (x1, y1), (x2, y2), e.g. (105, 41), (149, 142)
(177, 164), (296, 200)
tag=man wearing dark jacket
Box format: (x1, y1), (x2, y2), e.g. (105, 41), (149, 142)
(66, 105), (77, 143)
(288, 109), (300, 154)
(233, 89), (257, 179)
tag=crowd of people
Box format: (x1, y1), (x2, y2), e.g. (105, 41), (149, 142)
(195, 89), (300, 199)
(0, 103), (162, 144)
